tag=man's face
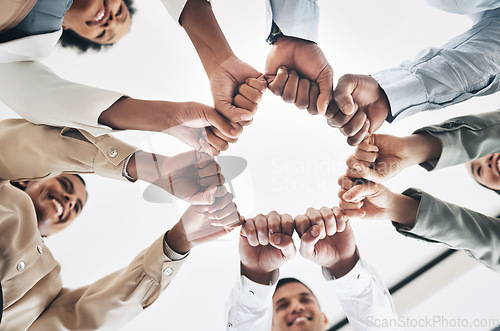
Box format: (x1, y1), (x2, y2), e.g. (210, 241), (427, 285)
(24, 174), (87, 236)
(467, 153), (500, 190)
(272, 282), (328, 331)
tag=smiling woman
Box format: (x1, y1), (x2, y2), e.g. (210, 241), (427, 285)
(59, 0), (135, 52)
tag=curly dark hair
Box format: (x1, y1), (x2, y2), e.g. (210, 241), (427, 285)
(58, 0), (135, 53)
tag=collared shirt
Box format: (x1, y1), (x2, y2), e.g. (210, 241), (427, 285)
(225, 258), (398, 331)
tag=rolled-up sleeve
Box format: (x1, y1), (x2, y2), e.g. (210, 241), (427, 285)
(266, 0), (319, 43)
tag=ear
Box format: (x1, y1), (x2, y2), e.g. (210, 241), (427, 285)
(61, 21), (69, 30)
(322, 312), (328, 329)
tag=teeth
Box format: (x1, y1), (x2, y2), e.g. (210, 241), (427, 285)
(293, 317), (308, 324)
(52, 199), (63, 217)
(95, 9), (105, 22)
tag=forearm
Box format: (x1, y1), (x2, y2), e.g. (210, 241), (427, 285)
(98, 97), (178, 133)
(240, 263), (277, 286)
(388, 192), (419, 229)
(401, 132), (442, 167)
(372, 9), (500, 121)
(179, 0), (234, 75)
(325, 249), (360, 279)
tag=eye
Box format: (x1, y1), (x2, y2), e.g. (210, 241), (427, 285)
(276, 302), (288, 311)
(116, 4), (123, 16)
(300, 297), (311, 304)
(57, 178), (69, 193)
(96, 30), (106, 39)
(477, 166), (482, 177)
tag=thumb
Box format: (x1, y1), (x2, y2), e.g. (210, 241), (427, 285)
(316, 72), (333, 116)
(334, 74), (359, 116)
(346, 162), (382, 183)
(270, 233), (296, 259)
(299, 225), (322, 257)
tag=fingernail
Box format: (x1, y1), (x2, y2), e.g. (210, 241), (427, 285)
(241, 113), (253, 121)
(353, 164), (362, 172)
(273, 235), (281, 245)
(373, 146), (379, 152)
(311, 226), (319, 237)
(343, 192), (353, 200)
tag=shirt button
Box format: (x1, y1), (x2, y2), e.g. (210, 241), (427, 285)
(107, 148), (118, 158)
(17, 261), (25, 272)
(228, 323), (233, 328)
(357, 273), (363, 280)
(37, 245), (42, 254)
(163, 267), (173, 276)
(248, 290), (254, 296)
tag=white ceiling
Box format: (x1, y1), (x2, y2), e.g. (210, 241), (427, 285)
(2, 0), (500, 330)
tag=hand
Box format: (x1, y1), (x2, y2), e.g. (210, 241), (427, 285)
(239, 211), (296, 284)
(326, 74), (390, 146)
(129, 150), (225, 205)
(208, 55), (263, 124)
(337, 175), (395, 220)
(265, 37), (333, 115)
(346, 134), (410, 183)
(294, 207), (357, 277)
(165, 101), (242, 156)
(266, 68), (321, 115)
(201, 75), (267, 152)
(167, 187), (242, 254)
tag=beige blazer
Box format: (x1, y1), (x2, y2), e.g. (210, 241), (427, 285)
(0, 119), (185, 330)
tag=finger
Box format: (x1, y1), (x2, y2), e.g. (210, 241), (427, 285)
(339, 199), (364, 210)
(233, 94), (258, 115)
(337, 175), (357, 190)
(205, 130), (230, 152)
(187, 185), (218, 205)
(347, 119), (371, 147)
(196, 160), (221, 178)
(339, 109), (367, 137)
(280, 214), (295, 237)
(217, 210), (242, 229)
(299, 225), (322, 257)
(204, 191), (234, 212)
(357, 135), (379, 153)
(346, 162), (379, 182)
(295, 78), (311, 109)
(294, 214), (311, 238)
(269, 233), (296, 259)
(213, 185), (227, 198)
(242, 218), (259, 246)
(218, 102), (254, 125)
(198, 136), (219, 156)
(341, 208), (366, 218)
(204, 108), (242, 139)
(305, 208), (326, 239)
(307, 82), (320, 115)
(334, 74), (359, 116)
(267, 211), (282, 236)
(245, 75), (268, 93)
(209, 202), (239, 223)
(324, 99), (341, 119)
(199, 173), (225, 187)
(238, 83), (263, 106)
(282, 70), (300, 103)
(341, 181), (380, 202)
(316, 66), (334, 115)
(318, 206), (337, 236)
(253, 213), (270, 245)
(353, 147), (378, 164)
(328, 109), (355, 128)
(268, 67), (289, 96)
(331, 206), (348, 232)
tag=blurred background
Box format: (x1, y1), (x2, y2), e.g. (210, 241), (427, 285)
(1, 0), (500, 330)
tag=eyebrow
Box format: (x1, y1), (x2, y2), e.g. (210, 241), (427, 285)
(275, 292), (311, 305)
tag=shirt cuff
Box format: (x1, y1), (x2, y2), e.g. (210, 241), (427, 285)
(162, 231), (190, 261)
(238, 272), (279, 309)
(324, 257), (373, 297)
(266, 0), (319, 43)
(122, 152), (138, 182)
(371, 66), (428, 123)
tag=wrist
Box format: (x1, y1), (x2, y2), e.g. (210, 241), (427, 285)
(166, 224), (192, 255)
(403, 133), (442, 166)
(389, 192), (418, 228)
(325, 249), (359, 278)
(241, 262), (277, 285)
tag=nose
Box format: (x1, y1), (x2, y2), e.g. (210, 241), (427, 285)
(101, 12), (114, 28)
(291, 302), (305, 314)
(63, 193), (77, 210)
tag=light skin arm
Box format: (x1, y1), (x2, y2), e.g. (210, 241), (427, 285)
(179, 0), (262, 125)
(338, 175), (419, 228)
(295, 207), (358, 278)
(346, 133), (442, 183)
(239, 212), (296, 285)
